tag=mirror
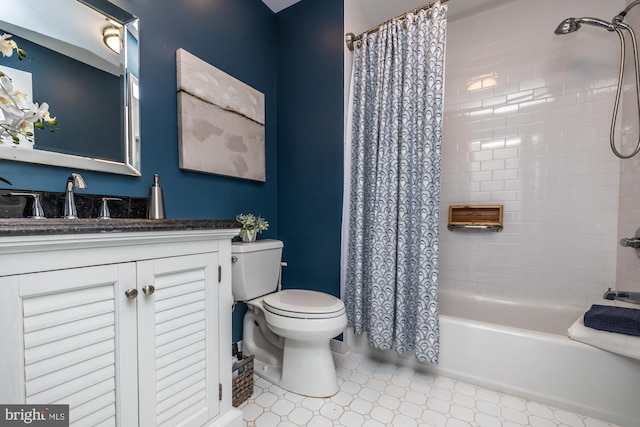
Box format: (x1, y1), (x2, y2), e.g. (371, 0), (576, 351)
(0, 0), (141, 176)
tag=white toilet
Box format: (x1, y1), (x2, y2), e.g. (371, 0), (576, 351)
(231, 239), (347, 397)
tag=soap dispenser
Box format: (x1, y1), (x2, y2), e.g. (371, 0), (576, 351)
(147, 173), (165, 219)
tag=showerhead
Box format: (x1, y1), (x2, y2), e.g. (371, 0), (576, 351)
(554, 18), (580, 35)
(553, 0), (640, 159)
(554, 17), (616, 35)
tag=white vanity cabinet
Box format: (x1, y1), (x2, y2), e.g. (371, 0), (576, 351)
(0, 228), (243, 427)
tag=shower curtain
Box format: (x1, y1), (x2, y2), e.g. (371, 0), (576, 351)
(341, 2), (447, 364)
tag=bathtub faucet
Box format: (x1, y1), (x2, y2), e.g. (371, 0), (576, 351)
(603, 288), (640, 305)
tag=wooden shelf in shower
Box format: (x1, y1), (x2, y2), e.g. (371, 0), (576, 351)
(447, 205), (503, 232)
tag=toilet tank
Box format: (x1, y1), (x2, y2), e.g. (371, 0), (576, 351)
(231, 239), (284, 301)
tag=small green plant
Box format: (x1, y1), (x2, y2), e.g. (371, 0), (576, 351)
(236, 213), (269, 240)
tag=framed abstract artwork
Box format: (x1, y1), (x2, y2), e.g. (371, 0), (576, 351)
(176, 48), (265, 182)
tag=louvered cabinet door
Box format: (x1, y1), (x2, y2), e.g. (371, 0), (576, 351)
(136, 252), (220, 427)
(13, 263), (139, 427)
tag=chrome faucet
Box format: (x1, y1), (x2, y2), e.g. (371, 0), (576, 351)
(64, 173), (87, 219)
(603, 288), (640, 306)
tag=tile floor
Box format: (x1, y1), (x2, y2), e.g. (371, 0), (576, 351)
(239, 351), (619, 427)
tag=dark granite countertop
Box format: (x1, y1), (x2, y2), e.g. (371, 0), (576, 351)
(0, 218), (240, 236)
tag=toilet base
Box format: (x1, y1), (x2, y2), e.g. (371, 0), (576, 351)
(243, 306), (342, 397)
(252, 358), (283, 388)
(279, 338), (339, 397)
(250, 338), (339, 398)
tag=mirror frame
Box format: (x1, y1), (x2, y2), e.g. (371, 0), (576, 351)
(0, 0), (141, 176)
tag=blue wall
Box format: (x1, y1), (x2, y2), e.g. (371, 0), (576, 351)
(276, 0), (344, 299)
(232, 0), (344, 342)
(0, 0), (280, 231)
(0, 0), (344, 344)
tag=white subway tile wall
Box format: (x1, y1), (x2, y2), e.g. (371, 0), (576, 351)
(440, 0), (627, 305)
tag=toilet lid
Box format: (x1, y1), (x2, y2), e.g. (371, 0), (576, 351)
(262, 289), (345, 319)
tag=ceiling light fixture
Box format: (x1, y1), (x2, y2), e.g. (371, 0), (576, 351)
(103, 26), (121, 54)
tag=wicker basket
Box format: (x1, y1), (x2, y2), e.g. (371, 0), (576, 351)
(232, 354), (254, 407)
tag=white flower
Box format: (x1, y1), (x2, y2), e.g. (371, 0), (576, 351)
(0, 34), (18, 58)
(0, 75), (28, 110)
(0, 35), (57, 145)
(35, 102), (56, 124)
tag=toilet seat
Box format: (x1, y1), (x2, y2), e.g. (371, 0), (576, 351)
(262, 289), (345, 319)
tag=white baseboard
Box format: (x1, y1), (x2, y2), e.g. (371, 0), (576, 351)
(330, 336), (348, 354)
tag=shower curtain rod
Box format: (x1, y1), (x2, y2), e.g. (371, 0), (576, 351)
(345, 0), (449, 51)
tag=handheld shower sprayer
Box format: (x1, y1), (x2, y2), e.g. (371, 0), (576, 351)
(554, 1), (640, 159)
(554, 17), (615, 35)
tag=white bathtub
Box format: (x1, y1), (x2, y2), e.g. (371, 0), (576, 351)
(346, 289), (640, 426)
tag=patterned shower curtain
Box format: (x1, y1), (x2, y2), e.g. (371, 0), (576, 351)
(342, 3), (447, 364)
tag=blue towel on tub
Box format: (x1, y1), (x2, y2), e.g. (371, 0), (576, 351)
(583, 305), (640, 337)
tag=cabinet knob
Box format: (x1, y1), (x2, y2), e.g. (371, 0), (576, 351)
(142, 285), (155, 296)
(125, 288), (138, 299)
